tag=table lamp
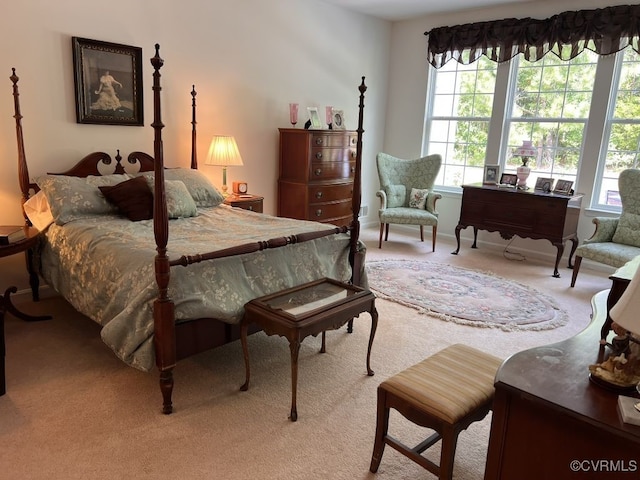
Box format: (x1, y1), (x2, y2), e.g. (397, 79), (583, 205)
(514, 140), (536, 189)
(206, 135), (243, 196)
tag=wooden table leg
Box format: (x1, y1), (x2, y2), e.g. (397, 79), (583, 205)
(289, 339), (301, 422)
(366, 305), (378, 377)
(3, 287), (51, 322)
(240, 320), (250, 392)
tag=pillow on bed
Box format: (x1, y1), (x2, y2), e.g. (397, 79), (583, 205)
(36, 175), (120, 225)
(23, 190), (54, 231)
(141, 169), (224, 207)
(99, 176), (154, 221)
(86, 174), (133, 187)
(146, 178), (198, 219)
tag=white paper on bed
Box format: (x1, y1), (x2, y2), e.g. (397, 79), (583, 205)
(40, 205), (357, 371)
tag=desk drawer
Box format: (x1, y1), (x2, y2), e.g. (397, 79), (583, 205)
(309, 183), (353, 203)
(308, 200), (352, 221)
(309, 162), (356, 181)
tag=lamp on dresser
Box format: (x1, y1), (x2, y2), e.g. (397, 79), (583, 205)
(206, 135), (243, 196)
(513, 140), (537, 190)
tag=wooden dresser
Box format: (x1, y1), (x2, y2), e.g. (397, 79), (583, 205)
(278, 128), (357, 227)
(453, 184), (583, 278)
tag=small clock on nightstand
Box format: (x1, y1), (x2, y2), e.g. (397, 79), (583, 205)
(232, 182), (248, 195)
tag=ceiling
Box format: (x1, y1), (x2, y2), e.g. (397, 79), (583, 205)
(321, 0), (537, 21)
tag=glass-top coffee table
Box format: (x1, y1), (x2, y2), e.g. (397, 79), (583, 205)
(240, 278), (378, 421)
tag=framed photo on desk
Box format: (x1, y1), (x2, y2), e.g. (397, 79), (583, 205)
(483, 165), (499, 185)
(500, 173), (517, 186)
(534, 177), (554, 193)
(554, 179), (574, 195)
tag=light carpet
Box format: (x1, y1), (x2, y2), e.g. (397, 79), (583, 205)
(0, 229), (613, 480)
(366, 259), (568, 331)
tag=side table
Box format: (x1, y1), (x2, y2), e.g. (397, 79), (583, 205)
(240, 278), (378, 421)
(223, 194), (264, 213)
(603, 256), (640, 339)
(1, 225), (52, 396)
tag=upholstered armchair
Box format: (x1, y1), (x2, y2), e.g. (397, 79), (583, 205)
(376, 153), (442, 251)
(571, 168), (640, 287)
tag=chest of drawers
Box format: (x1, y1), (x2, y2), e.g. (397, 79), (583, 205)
(277, 128), (357, 227)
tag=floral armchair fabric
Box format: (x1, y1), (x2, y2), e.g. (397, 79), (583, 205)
(571, 168), (640, 287)
(375, 152), (442, 251)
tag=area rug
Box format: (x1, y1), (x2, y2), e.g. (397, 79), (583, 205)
(366, 259), (568, 331)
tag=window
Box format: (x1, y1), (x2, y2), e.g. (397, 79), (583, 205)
(423, 48), (637, 212)
(593, 48), (640, 210)
(424, 57), (497, 189)
(504, 49), (598, 188)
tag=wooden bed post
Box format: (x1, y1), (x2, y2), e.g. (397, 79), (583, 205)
(191, 86), (198, 170)
(150, 44), (177, 414)
(350, 77), (367, 286)
(10, 68), (32, 225)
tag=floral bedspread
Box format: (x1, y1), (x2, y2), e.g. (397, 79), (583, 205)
(40, 205), (357, 371)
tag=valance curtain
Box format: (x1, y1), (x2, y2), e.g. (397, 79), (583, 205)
(425, 4), (640, 68)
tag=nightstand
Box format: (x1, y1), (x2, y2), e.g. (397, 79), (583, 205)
(1, 225), (52, 396)
(224, 194), (264, 213)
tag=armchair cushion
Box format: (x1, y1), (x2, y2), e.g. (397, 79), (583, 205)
(409, 188), (429, 209)
(612, 212), (640, 248)
(575, 242), (640, 269)
(385, 184), (406, 208)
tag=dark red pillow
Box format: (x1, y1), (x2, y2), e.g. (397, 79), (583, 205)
(99, 176), (153, 221)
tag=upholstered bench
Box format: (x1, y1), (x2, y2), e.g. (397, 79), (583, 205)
(369, 343), (502, 480)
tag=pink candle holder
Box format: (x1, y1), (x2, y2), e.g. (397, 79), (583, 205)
(325, 106), (333, 127)
(289, 103), (299, 127)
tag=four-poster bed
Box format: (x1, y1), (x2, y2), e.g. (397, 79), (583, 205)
(10, 44), (368, 413)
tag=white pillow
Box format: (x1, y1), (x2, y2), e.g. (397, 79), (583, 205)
(23, 190), (54, 231)
(409, 188), (429, 209)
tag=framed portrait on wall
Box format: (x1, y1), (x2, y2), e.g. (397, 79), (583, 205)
(72, 37), (143, 126)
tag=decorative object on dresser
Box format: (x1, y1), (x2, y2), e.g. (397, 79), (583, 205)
(206, 135), (243, 196)
(513, 140), (537, 189)
(375, 153), (442, 251)
(553, 179), (574, 195)
(325, 106), (333, 129)
(331, 108), (345, 130)
(534, 176), (554, 193)
(453, 184), (583, 278)
(589, 265), (640, 390)
(223, 193), (263, 213)
(483, 164), (499, 185)
(306, 107), (323, 129)
(289, 102), (298, 127)
(278, 128), (358, 227)
(0, 226), (26, 245)
(71, 37), (143, 126)
(499, 173), (517, 187)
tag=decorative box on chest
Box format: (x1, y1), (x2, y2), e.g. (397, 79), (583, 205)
(278, 128), (357, 227)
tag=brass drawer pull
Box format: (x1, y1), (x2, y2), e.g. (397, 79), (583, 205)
(315, 137), (323, 146)
(350, 166), (356, 173)
(315, 152), (323, 160)
(315, 191), (323, 199)
(315, 209), (323, 217)
(351, 150), (356, 158)
(315, 168), (322, 176)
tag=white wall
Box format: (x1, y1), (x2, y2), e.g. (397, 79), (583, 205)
(0, 0), (390, 289)
(385, 0), (630, 270)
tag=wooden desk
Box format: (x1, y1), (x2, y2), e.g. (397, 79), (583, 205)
(240, 278), (377, 421)
(453, 184), (583, 277)
(485, 291), (640, 480)
(1, 226), (52, 396)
